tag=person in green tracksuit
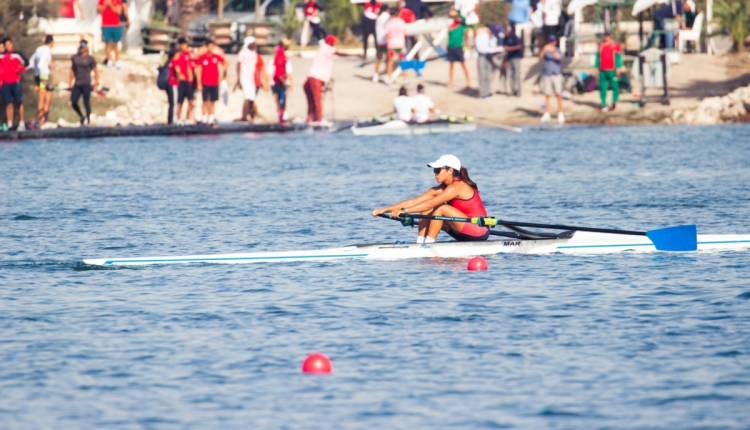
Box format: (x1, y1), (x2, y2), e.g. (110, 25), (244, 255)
(447, 10), (470, 89)
(594, 30), (623, 112)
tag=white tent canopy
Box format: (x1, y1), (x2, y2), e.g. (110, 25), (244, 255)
(632, 0), (669, 16)
(567, 0), (598, 15)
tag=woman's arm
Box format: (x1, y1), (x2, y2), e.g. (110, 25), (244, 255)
(371, 188), (441, 216)
(398, 183), (462, 215)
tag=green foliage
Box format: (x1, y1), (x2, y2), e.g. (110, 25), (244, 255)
(322, 0), (358, 39)
(714, 0), (750, 51)
(274, 1), (303, 39)
(478, 0), (509, 26)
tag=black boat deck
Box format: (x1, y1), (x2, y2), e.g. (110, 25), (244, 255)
(0, 122), (353, 141)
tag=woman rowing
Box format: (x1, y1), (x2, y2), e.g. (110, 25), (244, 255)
(371, 155), (489, 243)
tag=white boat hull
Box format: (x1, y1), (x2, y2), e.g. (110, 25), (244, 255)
(82, 232), (750, 266)
(351, 120), (477, 136)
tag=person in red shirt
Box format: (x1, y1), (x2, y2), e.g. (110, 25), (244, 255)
(361, 0), (381, 63)
(173, 37), (195, 124)
(97, 0), (123, 69)
(59, 0), (85, 19)
(300, 0), (328, 52)
(271, 38), (293, 125)
(195, 40), (228, 125)
(1, 38), (30, 130)
(597, 30), (622, 112)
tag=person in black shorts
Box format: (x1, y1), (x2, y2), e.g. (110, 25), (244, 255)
(69, 40), (99, 125)
(174, 38), (195, 124)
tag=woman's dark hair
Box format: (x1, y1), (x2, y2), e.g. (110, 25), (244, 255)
(399, 86), (408, 96)
(451, 167), (478, 190)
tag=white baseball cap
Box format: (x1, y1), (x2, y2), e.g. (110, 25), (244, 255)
(427, 154), (461, 171)
(244, 36), (256, 46)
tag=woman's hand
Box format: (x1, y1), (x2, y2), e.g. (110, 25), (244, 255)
(389, 208), (406, 218)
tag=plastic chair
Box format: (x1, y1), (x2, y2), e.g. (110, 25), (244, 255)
(678, 12), (704, 53)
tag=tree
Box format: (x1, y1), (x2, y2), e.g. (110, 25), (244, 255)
(714, 0), (750, 52)
(322, 0), (358, 40)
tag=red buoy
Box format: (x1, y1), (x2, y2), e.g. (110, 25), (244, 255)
(467, 256), (488, 271)
(302, 352), (332, 374)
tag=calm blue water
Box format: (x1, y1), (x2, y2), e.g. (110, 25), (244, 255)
(2, 125), (750, 429)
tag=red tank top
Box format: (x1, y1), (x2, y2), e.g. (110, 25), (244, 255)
(443, 178), (487, 217)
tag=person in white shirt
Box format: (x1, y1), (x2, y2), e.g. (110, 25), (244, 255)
(28, 35), (54, 126)
(412, 84), (438, 123)
(455, 0), (479, 35)
(474, 26), (504, 99)
(393, 86), (415, 122)
(373, 5), (390, 82)
(541, 0), (562, 41)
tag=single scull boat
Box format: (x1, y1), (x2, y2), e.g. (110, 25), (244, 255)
(82, 225), (750, 266)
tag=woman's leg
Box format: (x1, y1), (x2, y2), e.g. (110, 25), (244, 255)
(425, 204), (470, 239)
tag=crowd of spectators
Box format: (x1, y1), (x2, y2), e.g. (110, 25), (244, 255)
(0, 0), (699, 130)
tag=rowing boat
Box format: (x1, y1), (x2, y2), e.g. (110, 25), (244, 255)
(82, 230), (750, 266)
(351, 119), (477, 136)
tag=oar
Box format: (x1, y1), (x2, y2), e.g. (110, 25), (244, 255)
(377, 214), (697, 251)
(474, 118), (523, 133)
(444, 113), (522, 133)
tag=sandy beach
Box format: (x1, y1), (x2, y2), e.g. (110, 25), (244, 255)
(42, 49), (750, 128)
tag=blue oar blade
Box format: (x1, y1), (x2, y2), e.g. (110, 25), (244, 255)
(646, 225), (697, 251)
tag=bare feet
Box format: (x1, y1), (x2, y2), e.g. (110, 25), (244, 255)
(447, 82), (454, 89)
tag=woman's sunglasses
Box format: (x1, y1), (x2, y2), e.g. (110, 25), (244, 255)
(433, 167), (446, 174)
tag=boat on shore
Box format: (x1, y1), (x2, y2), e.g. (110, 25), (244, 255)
(351, 118), (477, 136)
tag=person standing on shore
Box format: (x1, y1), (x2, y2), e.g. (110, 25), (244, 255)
(384, 7), (406, 85)
(596, 30), (621, 112)
(1, 38), (30, 131)
(69, 40), (99, 126)
(59, 0), (85, 19)
(502, 25), (523, 96)
(372, 5), (390, 83)
(475, 26), (503, 99)
(236, 37), (269, 123)
(447, 11), (470, 90)
(300, 0), (327, 53)
(173, 38), (195, 125)
(28, 35), (55, 126)
(119, 0), (131, 52)
(648, 0), (685, 49)
(541, 0), (561, 41)
(539, 35), (564, 124)
(163, 45), (178, 125)
(196, 40), (227, 125)
(361, 0), (381, 65)
(269, 38), (293, 124)
(507, 0), (532, 55)
(97, 0), (123, 69)
(303, 35), (360, 126)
